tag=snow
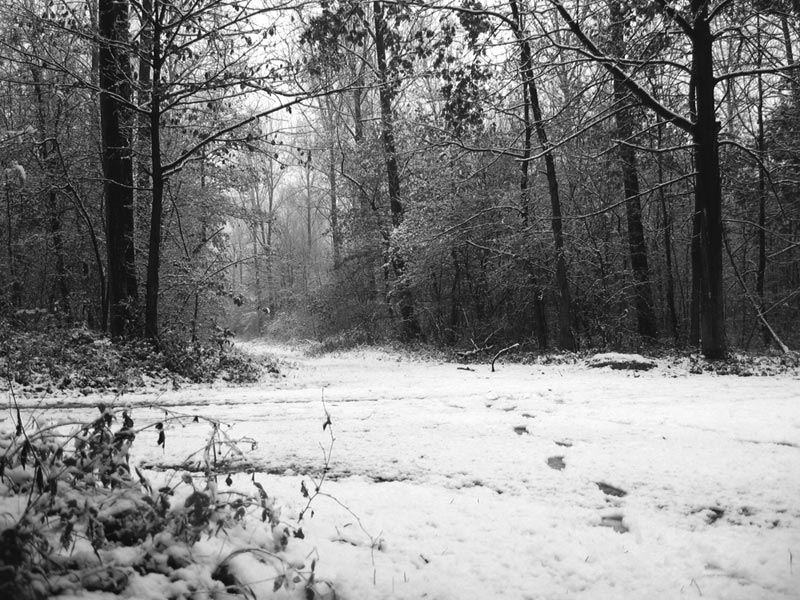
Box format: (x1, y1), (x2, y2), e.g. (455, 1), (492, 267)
(586, 352), (657, 370)
(8, 343), (800, 599)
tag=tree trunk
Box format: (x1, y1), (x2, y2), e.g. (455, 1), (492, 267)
(144, 141), (163, 340)
(265, 185), (274, 314)
(253, 218), (262, 334)
(781, 15), (799, 106)
(691, 4), (727, 359)
(609, 1), (657, 339)
(319, 95), (342, 269)
(755, 22), (769, 346)
(99, 0), (138, 337)
(329, 140), (341, 269)
(144, 4), (163, 340)
(136, 0), (153, 236)
(304, 156), (313, 292)
(658, 120), (679, 342)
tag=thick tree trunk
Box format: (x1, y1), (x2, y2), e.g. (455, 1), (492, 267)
(99, 0), (138, 337)
(609, 1), (657, 339)
(691, 5), (727, 359)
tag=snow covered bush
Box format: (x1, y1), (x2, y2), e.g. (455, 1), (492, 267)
(0, 324), (270, 395)
(0, 402), (332, 599)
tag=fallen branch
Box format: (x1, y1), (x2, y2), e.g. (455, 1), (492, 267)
(491, 343), (520, 372)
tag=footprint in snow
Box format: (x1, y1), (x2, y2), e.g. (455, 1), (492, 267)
(599, 514), (629, 533)
(513, 425), (529, 435)
(691, 506), (725, 524)
(596, 482), (627, 497)
(546, 456), (565, 471)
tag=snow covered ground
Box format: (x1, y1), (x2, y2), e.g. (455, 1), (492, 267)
(11, 344), (800, 599)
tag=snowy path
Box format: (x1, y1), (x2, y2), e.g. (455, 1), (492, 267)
(21, 345), (800, 599)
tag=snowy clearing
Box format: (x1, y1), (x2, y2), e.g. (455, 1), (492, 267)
(9, 344), (800, 600)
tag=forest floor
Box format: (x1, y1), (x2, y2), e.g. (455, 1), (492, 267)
(5, 342), (800, 599)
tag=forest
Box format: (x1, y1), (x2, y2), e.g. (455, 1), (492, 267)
(1, 0), (798, 359)
(1, 3), (799, 598)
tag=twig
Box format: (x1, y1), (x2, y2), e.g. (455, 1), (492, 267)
(298, 391), (336, 522)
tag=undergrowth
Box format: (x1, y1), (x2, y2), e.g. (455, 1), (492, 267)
(683, 350), (800, 376)
(0, 391), (336, 599)
(0, 322), (277, 395)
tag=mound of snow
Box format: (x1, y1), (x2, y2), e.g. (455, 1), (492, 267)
(586, 352), (656, 371)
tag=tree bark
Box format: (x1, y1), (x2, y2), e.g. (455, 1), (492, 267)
(657, 120), (679, 342)
(781, 15), (799, 106)
(329, 136), (341, 269)
(265, 183), (275, 315)
(136, 0), (153, 235)
(144, 1), (163, 340)
(755, 21), (769, 346)
(99, 0), (138, 337)
(691, 2), (727, 358)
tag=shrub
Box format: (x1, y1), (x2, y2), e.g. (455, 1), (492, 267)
(0, 323), (272, 395)
(0, 402), (332, 599)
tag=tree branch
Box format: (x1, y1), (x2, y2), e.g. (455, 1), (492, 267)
(548, 1), (694, 133)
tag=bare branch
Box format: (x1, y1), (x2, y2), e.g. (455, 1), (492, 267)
(548, 1), (694, 133)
